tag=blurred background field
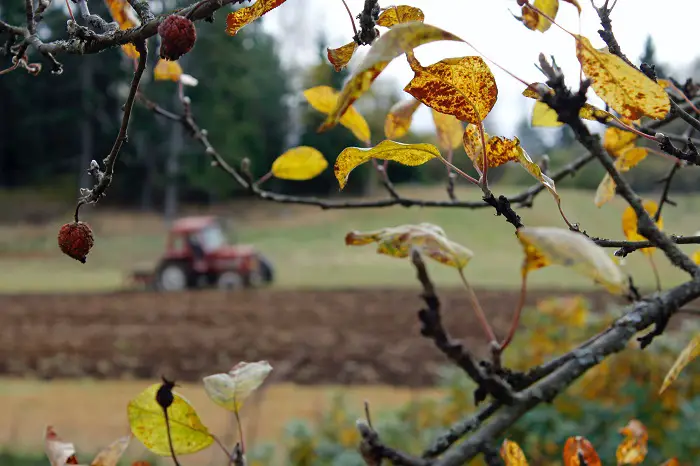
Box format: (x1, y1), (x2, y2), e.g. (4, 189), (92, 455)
(2, 185), (700, 294)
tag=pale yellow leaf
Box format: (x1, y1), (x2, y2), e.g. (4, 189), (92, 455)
(91, 436), (131, 466)
(154, 59), (183, 82)
(128, 384), (213, 456)
(431, 109), (463, 150)
(659, 333), (700, 394)
(271, 146), (328, 180)
(44, 426), (78, 466)
(384, 98), (421, 139)
(335, 140), (440, 189)
(516, 227), (627, 294)
(203, 361), (273, 413)
(346, 223), (472, 269)
(576, 35), (670, 120)
(303, 86), (371, 143)
(594, 147), (648, 207)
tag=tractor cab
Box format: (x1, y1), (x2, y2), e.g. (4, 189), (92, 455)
(152, 216), (273, 291)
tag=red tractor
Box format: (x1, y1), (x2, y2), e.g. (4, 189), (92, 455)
(131, 216), (274, 291)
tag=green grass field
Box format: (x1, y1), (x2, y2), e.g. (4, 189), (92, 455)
(1, 185), (697, 293)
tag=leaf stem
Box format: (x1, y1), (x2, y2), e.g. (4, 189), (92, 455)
(438, 157), (479, 186)
(499, 273), (527, 351)
(255, 171), (273, 187)
(458, 268), (497, 345)
(162, 409), (182, 466)
(477, 122), (489, 190)
(339, 0), (358, 37)
(211, 434), (237, 466)
(233, 409), (246, 454)
(648, 253), (662, 292)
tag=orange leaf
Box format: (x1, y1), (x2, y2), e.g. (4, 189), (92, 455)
(376, 5), (424, 27)
(660, 459), (680, 466)
(575, 35), (670, 120)
(563, 436), (602, 466)
(327, 42), (358, 72)
(594, 147), (648, 207)
(562, 0), (582, 13)
(319, 22), (462, 134)
(154, 59), (183, 82)
(404, 54), (497, 125)
(431, 110), (463, 150)
(521, 0), (559, 32)
(384, 98), (421, 139)
(621, 200), (662, 255)
(616, 420), (648, 465)
(463, 126), (520, 169)
(500, 439), (528, 466)
(226, 0), (287, 36)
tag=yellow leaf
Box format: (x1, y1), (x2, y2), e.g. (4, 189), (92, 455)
(659, 333), (700, 394)
(575, 35), (670, 120)
(500, 439), (528, 466)
(521, 0), (559, 32)
(327, 42), (358, 72)
(226, 0), (287, 36)
(516, 146), (562, 210)
(335, 140), (440, 189)
(523, 84), (614, 127)
(319, 22), (463, 133)
(91, 436), (131, 466)
(431, 110), (463, 150)
(621, 200), (662, 255)
(154, 59), (183, 82)
(657, 79), (672, 89)
(516, 227), (627, 294)
(384, 98), (421, 139)
(594, 147), (648, 207)
(603, 127), (637, 157)
(692, 249), (700, 265)
(44, 426), (78, 466)
(563, 436), (602, 466)
(376, 5), (424, 27)
(345, 223), (473, 269)
(271, 146), (328, 180)
(404, 55), (497, 125)
(616, 420), (648, 465)
(203, 361), (273, 412)
(103, 0), (140, 58)
(303, 86), (371, 143)
(127, 384), (213, 456)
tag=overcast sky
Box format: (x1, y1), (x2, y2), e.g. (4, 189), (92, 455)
(260, 0), (698, 138)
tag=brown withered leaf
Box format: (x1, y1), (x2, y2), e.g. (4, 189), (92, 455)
(563, 436), (602, 466)
(521, 0), (559, 32)
(376, 5), (424, 27)
(226, 0), (287, 36)
(404, 54), (497, 125)
(319, 22), (462, 134)
(384, 98), (421, 139)
(431, 109), (463, 150)
(327, 42), (358, 72)
(576, 35), (670, 120)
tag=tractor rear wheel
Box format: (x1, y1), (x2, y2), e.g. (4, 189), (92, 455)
(217, 271), (243, 290)
(156, 262), (189, 291)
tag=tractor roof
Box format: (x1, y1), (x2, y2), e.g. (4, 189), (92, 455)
(171, 216), (218, 234)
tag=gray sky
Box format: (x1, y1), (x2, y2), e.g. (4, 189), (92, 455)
(262, 0), (698, 137)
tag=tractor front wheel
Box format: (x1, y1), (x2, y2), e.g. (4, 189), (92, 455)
(156, 262), (189, 291)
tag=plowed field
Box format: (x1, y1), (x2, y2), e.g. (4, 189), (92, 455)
(0, 288), (615, 386)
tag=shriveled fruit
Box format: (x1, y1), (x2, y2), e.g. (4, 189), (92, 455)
(57, 222), (94, 263)
(157, 15), (197, 61)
